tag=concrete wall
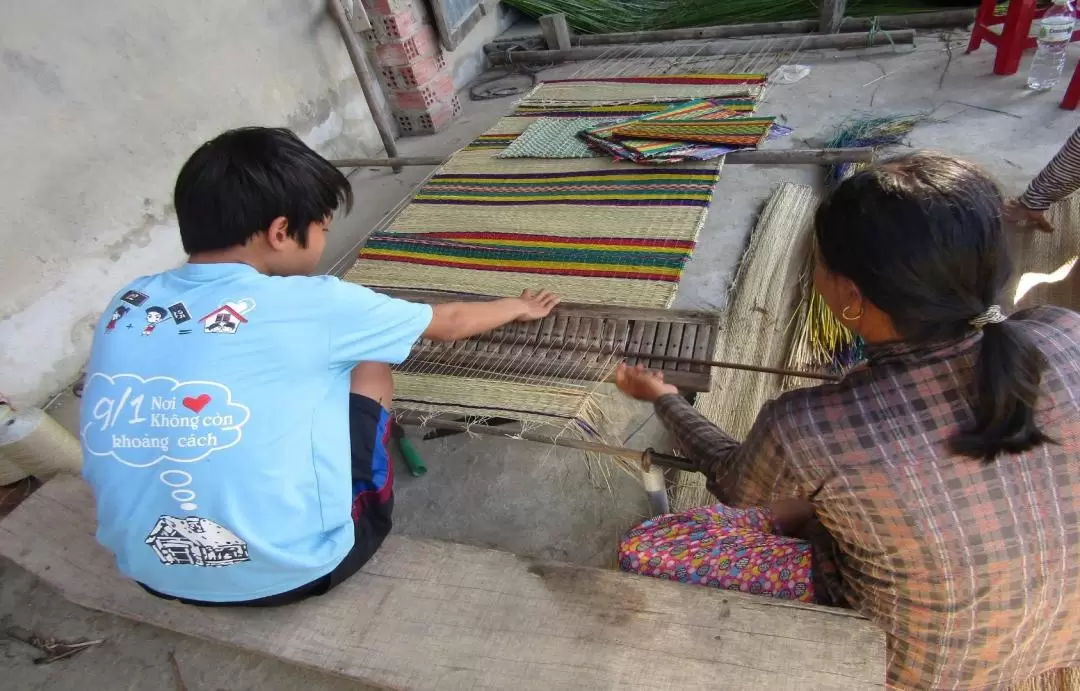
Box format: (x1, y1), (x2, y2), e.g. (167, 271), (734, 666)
(0, 0), (504, 407)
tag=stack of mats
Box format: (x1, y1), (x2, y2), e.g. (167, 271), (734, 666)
(346, 74), (767, 430)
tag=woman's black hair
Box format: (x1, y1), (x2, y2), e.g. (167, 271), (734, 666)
(174, 127), (353, 254)
(814, 152), (1050, 461)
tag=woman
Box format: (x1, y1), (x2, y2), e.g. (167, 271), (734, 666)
(616, 153), (1080, 690)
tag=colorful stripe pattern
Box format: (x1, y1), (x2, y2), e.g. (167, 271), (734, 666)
(360, 231), (694, 281)
(510, 99), (759, 118)
(410, 168), (720, 207)
(581, 99), (743, 163)
(609, 116), (776, 147)
(543, 74), (768, 85)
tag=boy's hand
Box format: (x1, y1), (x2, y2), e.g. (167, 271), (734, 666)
(615, 363), (679, 402)
(516, 289), (560, 322)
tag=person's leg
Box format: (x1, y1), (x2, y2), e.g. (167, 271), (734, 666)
(322, 362), (397, 590)
(618, 504), (815, 603)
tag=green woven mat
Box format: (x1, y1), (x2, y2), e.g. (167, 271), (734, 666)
(496, 117), (609, 159)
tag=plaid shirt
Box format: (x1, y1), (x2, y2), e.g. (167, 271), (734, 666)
(655, 305), (1080, 690)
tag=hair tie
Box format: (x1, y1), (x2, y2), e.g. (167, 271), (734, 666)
(970, 305), (1007, 330)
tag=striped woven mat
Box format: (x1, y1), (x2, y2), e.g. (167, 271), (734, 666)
(346, 75), (765, 427)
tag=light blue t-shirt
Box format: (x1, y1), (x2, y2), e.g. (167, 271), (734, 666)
(80, 263), (432, 602)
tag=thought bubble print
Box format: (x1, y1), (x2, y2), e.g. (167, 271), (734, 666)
(159, 470), (198, 511)
(81, 373), (250, 468)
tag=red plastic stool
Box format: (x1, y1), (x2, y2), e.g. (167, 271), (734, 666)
(1063, 60), (1080, 108)
(967, 0), (1080, 75)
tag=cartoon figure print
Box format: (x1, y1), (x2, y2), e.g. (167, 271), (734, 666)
(143, 306), (168, 336)
(105, 305), (131, 334)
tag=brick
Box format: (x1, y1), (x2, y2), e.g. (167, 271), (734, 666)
(395, 94), (461, 136)
(378, 53), (447, 90)
(367, 6), (423, 42)
(374, 25), (438, 66)
(361, 0), (414, 15)
(390, 73), (455, 110)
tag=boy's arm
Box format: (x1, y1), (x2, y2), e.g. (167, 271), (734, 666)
(423, 290), (559, 342)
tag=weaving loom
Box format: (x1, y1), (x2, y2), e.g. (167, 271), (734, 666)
(386, 289), (722, 393)
(346, 74), (769, 430)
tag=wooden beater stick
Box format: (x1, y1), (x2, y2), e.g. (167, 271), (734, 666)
(612, 350), (842, 382)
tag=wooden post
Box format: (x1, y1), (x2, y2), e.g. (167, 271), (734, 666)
(539, 13), (572, 50)
(327, 0), (401, 170)
(489, 30), (915, 66)
(820, 0), (847, 34)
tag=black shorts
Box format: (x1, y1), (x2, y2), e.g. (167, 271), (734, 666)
(141, 394), (394, 607)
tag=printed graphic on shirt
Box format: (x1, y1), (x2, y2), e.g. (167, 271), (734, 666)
(105, 305), (131, 334)
(168, 302), (192, 324)
(146, 515), (250, 567)
(81, 373), (250, 467)
(142, 306), (169, 336)
(121, 290), (150, 307)
(200, 298), (256, 335)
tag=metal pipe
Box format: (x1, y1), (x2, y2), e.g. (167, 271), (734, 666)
(329, 147), (876, 169)
(489, 29), (915, 65)
(327, 0), (400, 169)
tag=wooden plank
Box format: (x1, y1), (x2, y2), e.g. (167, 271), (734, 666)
(0, 477), (887, 691)
(638, 321), (658, 368)
(665, 322), (685, 371)
(678, 324), (697, 372)
(626, 320), (647, 366)
(539, 13), (573, 50)
(652, 321), (671, 370)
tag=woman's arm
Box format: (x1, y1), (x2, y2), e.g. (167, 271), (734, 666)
(1011, 126), (1080, 232)
(616, 364), (794, 506)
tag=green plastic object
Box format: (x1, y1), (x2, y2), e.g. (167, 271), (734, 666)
(391, 422), (427, 477)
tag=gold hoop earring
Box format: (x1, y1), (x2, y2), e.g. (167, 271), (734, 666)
(841, 305), (863, 322)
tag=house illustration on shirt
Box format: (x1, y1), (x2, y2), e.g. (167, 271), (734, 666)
(145, 515), (250, 567)
(200, 305), (248, 334)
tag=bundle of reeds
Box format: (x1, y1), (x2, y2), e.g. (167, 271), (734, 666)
(787, 114), (923, 373)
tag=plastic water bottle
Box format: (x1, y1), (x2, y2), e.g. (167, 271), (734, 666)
(1028, 0), (1076, 90)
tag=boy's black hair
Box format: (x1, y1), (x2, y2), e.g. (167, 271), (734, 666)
(146, 306), (168, 319)
(174, 127), (353, 254)
(815, 152), (1050, 462)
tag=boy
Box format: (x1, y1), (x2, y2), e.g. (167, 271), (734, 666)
(80, 127), (559, 606)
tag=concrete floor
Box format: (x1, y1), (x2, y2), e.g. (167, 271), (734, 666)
(4, 30), (1080, 690)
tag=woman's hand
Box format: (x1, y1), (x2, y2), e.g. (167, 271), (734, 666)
(1005, 199), (1055, 233)
(615, 363), (679, 403)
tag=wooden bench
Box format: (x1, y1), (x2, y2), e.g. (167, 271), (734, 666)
(0, 476), (886, 689)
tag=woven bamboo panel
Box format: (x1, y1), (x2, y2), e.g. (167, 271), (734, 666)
(386, 289), (721, 392)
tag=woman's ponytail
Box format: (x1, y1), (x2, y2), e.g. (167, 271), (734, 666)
(950, 319), (1051, 461)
